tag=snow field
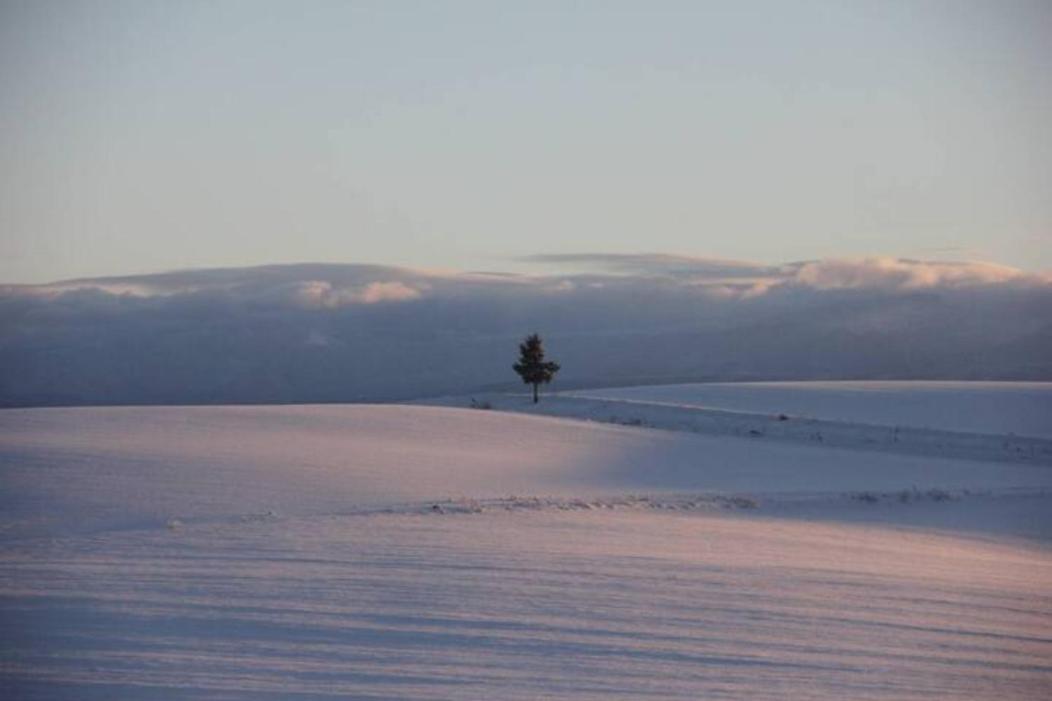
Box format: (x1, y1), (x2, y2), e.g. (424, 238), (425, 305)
(3, 386), (1052, 699)
(4, 509), (1050, 700)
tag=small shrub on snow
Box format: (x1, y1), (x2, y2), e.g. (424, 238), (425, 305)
(725, 496), (759, 509)
(851, 492), (880, 504)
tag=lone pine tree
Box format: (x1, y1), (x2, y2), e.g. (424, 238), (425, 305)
(513, 333), (560, 404)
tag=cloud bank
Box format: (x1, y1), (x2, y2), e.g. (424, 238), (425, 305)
(1, 257), (1049, 406)
(523, 253), (1048, 291)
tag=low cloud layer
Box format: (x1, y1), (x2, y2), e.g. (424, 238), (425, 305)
(1, 257), (1049, 406)
(520, 253), (780, 281)
(290, 280), (424, 309)
(786, 257), (1043, 291)
(523, 253), (1049, 292)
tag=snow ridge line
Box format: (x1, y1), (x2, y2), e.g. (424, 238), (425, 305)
(394, 487), (1050, 517)
(169, 487), (1051, 526)
(12, 487), (1043, 542)
(414, 493), (760, 515)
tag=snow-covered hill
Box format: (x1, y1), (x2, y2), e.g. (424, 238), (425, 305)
(3, 386), (1051, 699)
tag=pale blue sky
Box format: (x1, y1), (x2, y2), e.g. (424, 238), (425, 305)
(2, 0), (1049, 283)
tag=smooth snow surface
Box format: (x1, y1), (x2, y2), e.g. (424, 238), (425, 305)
(3, 390), (1052, 699)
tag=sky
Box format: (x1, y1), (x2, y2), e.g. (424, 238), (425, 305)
(1, 0), (1050, 283)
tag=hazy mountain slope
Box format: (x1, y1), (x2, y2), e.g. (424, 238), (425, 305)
(2, 260), (1050, 406)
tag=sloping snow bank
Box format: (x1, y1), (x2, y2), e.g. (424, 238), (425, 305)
(420, 389), (1052, 466)
(573, 381), (1052, 438)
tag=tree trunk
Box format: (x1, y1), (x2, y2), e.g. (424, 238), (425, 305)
(532, 383), (538, 403)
